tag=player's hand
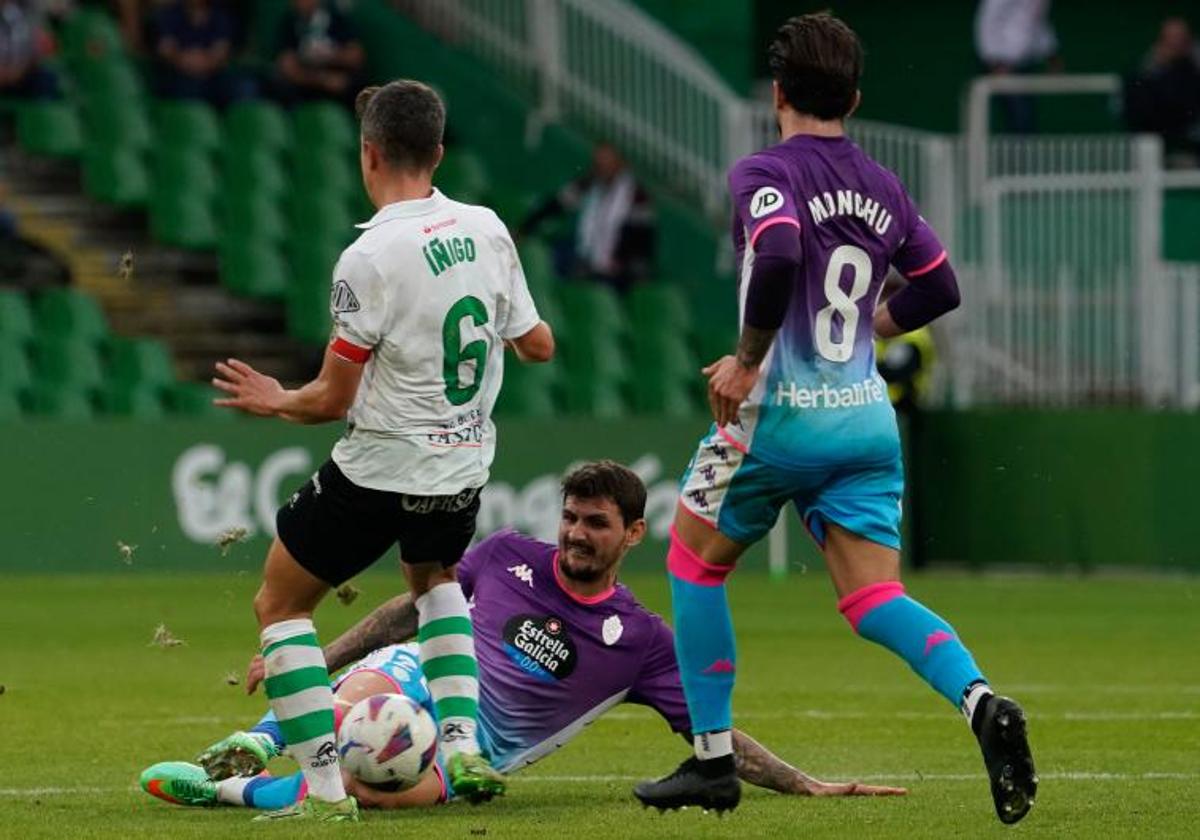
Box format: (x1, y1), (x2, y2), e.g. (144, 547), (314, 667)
(796, 776), (907, 797)
(702, 355), (759, 427)
(245, 654), (265, 695)
(213, 358), (286, 416)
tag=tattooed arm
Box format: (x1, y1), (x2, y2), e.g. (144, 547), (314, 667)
(703, 326), (776, 427)
(323, 594), (420, 673)
(732, 729), (907, 797)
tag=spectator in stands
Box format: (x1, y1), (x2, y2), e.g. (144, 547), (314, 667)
(0, 0), (59, 99)
(519, 143), (656, 293)
(271, 0), (365, 109)
(152, 1), (252, 107)
(974, 0), (1060, 133)
(1124, 17), (1200, 167)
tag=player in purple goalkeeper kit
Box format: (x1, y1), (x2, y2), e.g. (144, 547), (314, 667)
(634, 13), (1037, 825)
(140, 461), (903, 811)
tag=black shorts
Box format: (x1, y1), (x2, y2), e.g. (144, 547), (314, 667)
(276, 459), (481, 587)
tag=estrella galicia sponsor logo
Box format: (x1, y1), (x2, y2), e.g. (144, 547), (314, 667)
(502, 614), (577, 683)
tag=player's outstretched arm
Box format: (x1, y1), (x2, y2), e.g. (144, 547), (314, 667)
(212, 344), (364, 424)
(323, 593), (420, 673)
(731, 729), (906, 797)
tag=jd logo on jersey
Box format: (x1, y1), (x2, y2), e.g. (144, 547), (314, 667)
(331, 280), (361, 313)
(502, 614), (578, 683)
(750, 186), (784, 219)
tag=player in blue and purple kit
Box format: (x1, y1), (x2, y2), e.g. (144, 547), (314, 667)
(140, 461), (903, 812)
(634, 13), (1037, 825)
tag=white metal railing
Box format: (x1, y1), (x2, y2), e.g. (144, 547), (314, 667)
(399, 0), (752, 214)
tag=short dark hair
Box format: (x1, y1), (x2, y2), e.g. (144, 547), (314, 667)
(355, 79), (445, 170)
(768, 13), (863, 120)
(561, 460), (646, 526)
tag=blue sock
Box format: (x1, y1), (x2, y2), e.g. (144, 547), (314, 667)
(840, 581), (986, 706)
(250, 711), (286, 751)
(667, 529), (736, 756)
(244, 773), (306, 809)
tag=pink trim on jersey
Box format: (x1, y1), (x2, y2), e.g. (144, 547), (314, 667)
(666, 525), (733, 586)
(716, 426), (749, 454)
(837, 581), (906, 631)
(749, 215), (801, 249)
(330, 336), (371, 364)
(904, 250), (947, 279)
(552, 551), (616, 604)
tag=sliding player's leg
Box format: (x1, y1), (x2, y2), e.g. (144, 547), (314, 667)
(636, 432), (791, 813)
(809, 460), (1037, 824)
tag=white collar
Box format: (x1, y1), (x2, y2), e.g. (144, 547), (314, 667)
(356, 188), (446, 229)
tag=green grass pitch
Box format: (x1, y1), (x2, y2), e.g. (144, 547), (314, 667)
(2, 569), (1197, 838)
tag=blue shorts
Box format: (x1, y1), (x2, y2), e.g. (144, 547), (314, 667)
(678, 426), (904, 550)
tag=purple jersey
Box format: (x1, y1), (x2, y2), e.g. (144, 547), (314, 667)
(724, 134), (947, 469)
(458, 529), (690, 772)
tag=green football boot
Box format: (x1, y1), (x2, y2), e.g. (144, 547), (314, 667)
(447, 752), (506, 803)
(196, 731), (280, 780)
(139, 761), (218, 807)
(252, 795), (360, 822)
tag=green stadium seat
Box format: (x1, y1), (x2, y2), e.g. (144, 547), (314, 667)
(221, 240), (287, 300)
(561, 331), (630, 385)
(32, 338), (105, 389)
(221, 148), (288, 201)
(225, 100), (291, 152)
(25, 382), (96, 420)
(96, 382), (164, 419)
(17, 102), (83, 159)
(557, 282), (630, 338)
(563, 377), (626, 418)
(150, 191), (218, 250)
(154, 100), (221, 153)
(631, 332), (698, 381)
(0, 388), (21, 420)
(61, 9), (124, 69)
(494, 377), (557, 418)
(286, 236), (343, 291)
(628, 283), (693, 336)
(518, 238), (555, 295)
(292, 102), (356, 153)
(221, 192), (288, 246)
(0, 341), (33, 390)
(694, 324), (739, 365)
(108, 337), (176, 388)
(437, 150), (490, 202)
(0, 290), (34, 343)
(83, 146), (150, 208)
(290, 148), (358, 199)
(489, 188), (538, 229)
(164, 381), (232, 419)
(78, 58), (145, 104)
(628, 371), (699, 417)
(153, 149), (219, 202)
(290, 193), (355, 241)
(83, 97), (153, 152)
(287, 281), (332, 346)
(36, 289), (109, 344)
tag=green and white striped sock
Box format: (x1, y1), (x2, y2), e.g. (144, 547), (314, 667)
(260, 618), (346, 802)
(416, 582), (480, 756)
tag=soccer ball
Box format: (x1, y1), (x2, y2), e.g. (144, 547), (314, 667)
(337, 693), (438, 791)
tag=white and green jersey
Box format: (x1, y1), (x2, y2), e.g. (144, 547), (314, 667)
(328, 189), (540, 495)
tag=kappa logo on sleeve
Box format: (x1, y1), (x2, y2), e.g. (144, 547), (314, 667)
(749, 186), (785, 219)
(331, 280), (361, 313)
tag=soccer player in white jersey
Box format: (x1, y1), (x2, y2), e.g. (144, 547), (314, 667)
(211, 79), (554, 822)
